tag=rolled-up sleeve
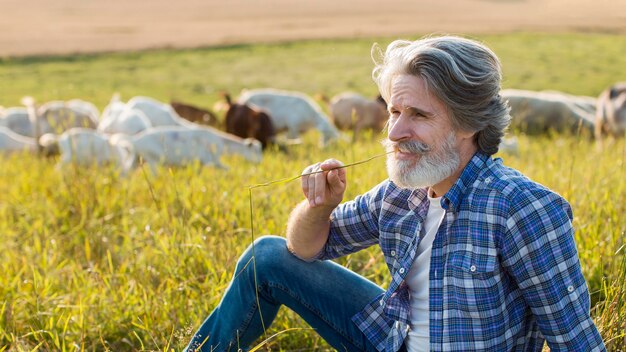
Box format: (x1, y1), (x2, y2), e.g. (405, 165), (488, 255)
(501, 189), (605, 351)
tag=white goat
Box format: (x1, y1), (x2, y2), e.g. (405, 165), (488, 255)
(110, 125), (262, 173)
(98, 107), (152, 135)
(0, 107), (32, 136)
(99, 95), (195, 135)
(502, 89), (596, 135)
(0, 126), (37, 153)
(238, 88), (341, 146)
(36, 100), (100, 133)
(66, 99), (100, 122)
(100, 95), (126, 123)
(11, 97), (100, 151)
(39, 128), (134, 172)
(125, 96), (191, 127)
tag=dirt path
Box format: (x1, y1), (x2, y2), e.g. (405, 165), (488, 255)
(1, 0), (624, 57)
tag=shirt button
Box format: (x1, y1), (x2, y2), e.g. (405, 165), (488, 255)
(390, 250), (396, 257)
(399, 268), (405, 274)
(484, 177), (492, 184)
(470, 265), (477, 272)
(380, 299), (385, 307)
(567, 285), (574, 293)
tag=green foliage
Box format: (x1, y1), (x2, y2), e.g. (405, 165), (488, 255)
(1, 33), (625, 350)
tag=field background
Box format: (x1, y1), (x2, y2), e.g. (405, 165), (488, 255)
(1, 1), (626, 351)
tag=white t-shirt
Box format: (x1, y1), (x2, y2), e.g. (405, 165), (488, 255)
(405, 192), (446, 352)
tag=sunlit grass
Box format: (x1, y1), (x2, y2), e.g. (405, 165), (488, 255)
(1, 132), (624, 351)
(1, 32), (626, 350)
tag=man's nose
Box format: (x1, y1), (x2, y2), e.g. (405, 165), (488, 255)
(387, 115), (412, 142)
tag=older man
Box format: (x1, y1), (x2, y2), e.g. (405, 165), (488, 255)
(185, 35), (605, 352)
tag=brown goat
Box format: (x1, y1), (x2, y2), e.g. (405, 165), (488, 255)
(328, 92), (388, 140)
(595, 82), (626, 141)
(170, 101), (218, 126)
(223, 93), (276, 149)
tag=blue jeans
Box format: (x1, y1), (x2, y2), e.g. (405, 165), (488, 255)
(184, 235), (384, 352)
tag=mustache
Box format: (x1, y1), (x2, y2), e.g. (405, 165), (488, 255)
(381, 139), (431, 154)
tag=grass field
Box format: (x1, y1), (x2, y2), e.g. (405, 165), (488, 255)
(1, 32), (625, 351)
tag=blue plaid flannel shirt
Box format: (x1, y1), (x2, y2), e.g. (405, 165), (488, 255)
(312, 152), (605, 351)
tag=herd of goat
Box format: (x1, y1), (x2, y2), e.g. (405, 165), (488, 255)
(0, 82), (624, 174)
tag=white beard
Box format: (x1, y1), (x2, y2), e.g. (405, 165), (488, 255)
(384, 131), (460, 189)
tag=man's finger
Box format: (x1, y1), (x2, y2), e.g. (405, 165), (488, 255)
(307, 163), (321, 205)
(320, 158), (343, 171)
(327, 168), (346, 194)
(301, 165), (312, 196)
(336, 167), (347, 184)
(313, 166), (326, 206)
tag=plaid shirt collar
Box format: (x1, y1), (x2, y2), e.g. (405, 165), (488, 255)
(442, 151), (488, 212)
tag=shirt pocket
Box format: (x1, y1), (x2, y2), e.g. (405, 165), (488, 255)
(447, 249), (497, 277)
(445, 249), (503, 316)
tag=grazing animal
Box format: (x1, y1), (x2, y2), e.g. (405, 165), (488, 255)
(39, 128), (134, 171)
(99, 95), (199, 135)
(99, 95), (126, 126)
(223, 93), (276, 149)
(329, 92), (388, 139)
(0, 107), (32, 136)
(62, 99), (100, 123)
(170, 101), (219, 126)
(110, 125), (262, 173)
(125, 96), (189, 127)
(501, 89), (596, 135)
(595, 82), (626, 140)
(238, 88), (340, 146)
(101, 95), (192, 129)
(36, 100), (100, 133)
(0, 126), (37, 153)
(98, 107), (152, 135)
(1, 99), (99, 138)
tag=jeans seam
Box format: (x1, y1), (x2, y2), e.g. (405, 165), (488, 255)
(223, 301), (258, 352)
(266, 281), (364, 350)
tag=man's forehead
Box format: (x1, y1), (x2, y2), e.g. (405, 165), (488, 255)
(389, 90), (438, 115)
(389, 75), (435, 105)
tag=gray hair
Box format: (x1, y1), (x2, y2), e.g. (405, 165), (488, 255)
(372, 35), (511, 155)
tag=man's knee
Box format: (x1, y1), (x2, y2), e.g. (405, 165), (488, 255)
(253, 235), (288, 254)
(251, 236), (292, 268)
(236, 236), (290, 273)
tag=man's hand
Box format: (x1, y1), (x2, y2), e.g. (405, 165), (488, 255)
(287, 159), (346, 260)
(301, 158), (347, 209)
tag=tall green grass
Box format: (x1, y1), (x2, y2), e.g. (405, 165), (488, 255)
(1, 33), (625, 350)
